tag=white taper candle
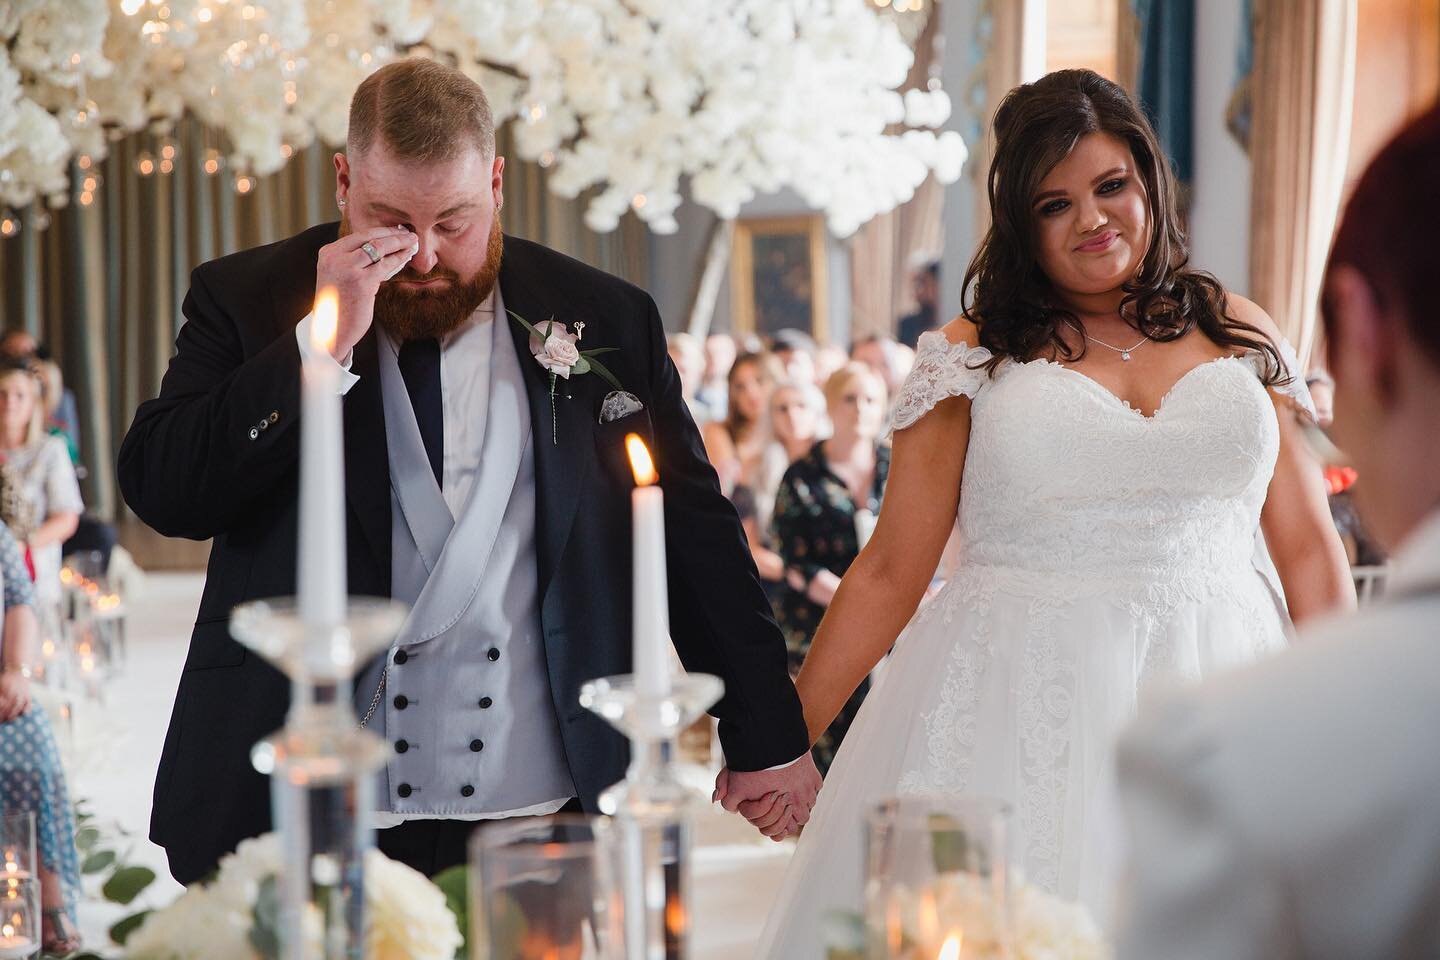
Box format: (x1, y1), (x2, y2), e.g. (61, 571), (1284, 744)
(625, 434), (672, 699)
(298, 287), (347, 627)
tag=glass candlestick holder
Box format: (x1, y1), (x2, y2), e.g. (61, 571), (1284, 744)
(231, 597), (408, 960)
(579, 673), (724, 960)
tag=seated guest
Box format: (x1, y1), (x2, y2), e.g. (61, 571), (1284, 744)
(33, 361), (78, 466)
(0, 364), (82, 606)
(850, 334), (908, 398)
(770, 328), (818, 387)
(0, 334), (80, 458)
(0, 510), (81, 955)
(735, 380), (826, 602)
(770, 362), (888, 773)
(701, 352), (778, 496)
(666, 332), (709, 424)
(1116, 102), (1440, 960)
(813, 343), (849, 390)
(697, 333), (737, 423)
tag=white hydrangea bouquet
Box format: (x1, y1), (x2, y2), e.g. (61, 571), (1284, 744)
(829, 872), (1111, 960)
(119, 834), (463, 960)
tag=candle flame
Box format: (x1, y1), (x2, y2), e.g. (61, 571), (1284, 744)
(626, 433), (658, 486)
(938, 932), (963, 960)
(665, 895), (688, 936)
(312, 287), (339, 356)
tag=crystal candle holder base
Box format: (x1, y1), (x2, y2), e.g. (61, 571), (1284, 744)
(580, 673), (723, 960)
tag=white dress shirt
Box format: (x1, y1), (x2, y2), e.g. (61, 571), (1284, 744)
(296, 290), (497, 518)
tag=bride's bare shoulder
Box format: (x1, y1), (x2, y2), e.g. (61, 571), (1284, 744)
(938, 315), (983, 347)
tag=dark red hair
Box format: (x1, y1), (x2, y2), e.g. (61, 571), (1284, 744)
(1324, 101), (1440, 369)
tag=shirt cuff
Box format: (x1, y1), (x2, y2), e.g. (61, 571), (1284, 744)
(763, 753), (807, 772)
(295, 311), (360, 396)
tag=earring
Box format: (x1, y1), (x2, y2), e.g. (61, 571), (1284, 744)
(337, 197), (347, 208)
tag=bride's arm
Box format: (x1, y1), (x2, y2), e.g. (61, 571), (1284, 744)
(1229, 295), (1356, 625)
(794, 318), (978, 744)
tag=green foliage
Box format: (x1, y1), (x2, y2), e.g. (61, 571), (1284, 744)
(81, 850), (116, 875)
(108, 910), (150, 946)
(101, 866), (157, 907)
(431, 865), (469, 959)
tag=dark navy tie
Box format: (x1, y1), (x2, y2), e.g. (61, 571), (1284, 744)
(396, 337), (443, 488)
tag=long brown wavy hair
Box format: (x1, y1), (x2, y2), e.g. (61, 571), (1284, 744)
(962, 69), (1286, 383)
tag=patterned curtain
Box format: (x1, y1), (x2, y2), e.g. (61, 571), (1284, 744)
(1247, 0), (1357, 368)
(0, 122), (647, 522)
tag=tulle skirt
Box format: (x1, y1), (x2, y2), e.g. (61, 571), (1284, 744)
(754, 563), (1289, 958)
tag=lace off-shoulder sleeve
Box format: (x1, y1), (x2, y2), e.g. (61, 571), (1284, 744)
(1251, 337), (1317, 422)
(886, 331), (994, 436)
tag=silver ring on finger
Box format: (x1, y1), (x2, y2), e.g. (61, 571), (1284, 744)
(361, 241), (382, 266)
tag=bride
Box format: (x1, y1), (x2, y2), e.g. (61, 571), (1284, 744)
(748, 68), (1354, 955)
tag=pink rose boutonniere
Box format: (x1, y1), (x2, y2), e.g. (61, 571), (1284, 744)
(508, 310), (624, 443)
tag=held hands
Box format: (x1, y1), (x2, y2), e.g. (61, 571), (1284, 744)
(712, 754), (822, 841)
(0, 670), (31, 723)
(314, 226), (420, 361)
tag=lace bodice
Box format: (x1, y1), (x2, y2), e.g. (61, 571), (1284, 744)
(891, 331), (1313, 602)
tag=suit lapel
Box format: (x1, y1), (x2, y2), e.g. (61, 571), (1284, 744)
(499, 238), (594, 603)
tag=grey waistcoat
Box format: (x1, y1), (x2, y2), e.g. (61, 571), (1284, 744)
(358, 305), (575, 816)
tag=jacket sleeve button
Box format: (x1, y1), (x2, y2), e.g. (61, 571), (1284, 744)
(269, 411), (279, 423)
(249, 428), (259, 440)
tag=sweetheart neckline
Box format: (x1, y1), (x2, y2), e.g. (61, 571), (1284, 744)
(1017, 354), (1250, 421)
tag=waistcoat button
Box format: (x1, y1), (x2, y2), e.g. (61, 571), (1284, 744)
(393, 695), (408, 710)
(460, 785), (475, 798)
(397, 783), (412, 798)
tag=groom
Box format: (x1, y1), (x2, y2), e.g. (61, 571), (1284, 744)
(119, 58), (818, 883)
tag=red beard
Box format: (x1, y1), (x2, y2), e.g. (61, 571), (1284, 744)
(339, 214), (503, 342)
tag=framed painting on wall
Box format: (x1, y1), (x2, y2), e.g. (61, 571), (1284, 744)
(730, 215), (829, 342)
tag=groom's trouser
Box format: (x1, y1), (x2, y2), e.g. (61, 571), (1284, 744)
(376, 797), (584, 876)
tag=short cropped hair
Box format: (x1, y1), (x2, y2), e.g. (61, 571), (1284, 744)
(347, 58), (496, 163)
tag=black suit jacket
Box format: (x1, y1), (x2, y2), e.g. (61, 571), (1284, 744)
(118, 224), (808, 884)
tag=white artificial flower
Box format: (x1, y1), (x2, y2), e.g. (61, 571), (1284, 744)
(364, 848), (464, 960)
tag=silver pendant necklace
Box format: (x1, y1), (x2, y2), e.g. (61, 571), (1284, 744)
(1065, 319), (1150, 361)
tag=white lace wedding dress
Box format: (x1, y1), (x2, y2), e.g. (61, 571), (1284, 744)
(755, 331), (1314, 957)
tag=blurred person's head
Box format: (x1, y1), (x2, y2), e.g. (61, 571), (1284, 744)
(913, 260), (940, 310)
(769, 380), (824, 456)
(34, 360), (64, 420)
(0, 363), (44, 449)
(771, 328), (817, 386)
(851, 335), (903, 394)
(666, 332), (704, 400)
(726, 352), (777, 439)
(0, 331), (37, 362)
(814, 344), (849, 386)
(338, 58), (504, 343)
(703, 334), (737, 386)
(1321, 101), (1440, 551)
(824, 362), (887, 444)
(1305, 370), (1336, 428)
